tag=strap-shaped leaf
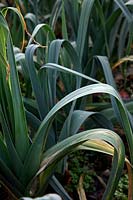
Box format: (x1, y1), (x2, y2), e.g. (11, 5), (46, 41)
(64, 0), (79, 38)
(0, 13), (29, 161)
(46, 39), (82, 108)
(22, 83), (132, 187)
(7, 34), (30, 161)
(2, 7), (26, 49)
(59, 110), (113, 141)
(80, 140), (132, 199)
(37, 129), (125, 200)
(95, 56), (124, 123)
(0, 105), (23, 176)
(41, 63), (99, 84)
(114, 0), (133, 57)
(114, 0), (133, 23)
(95, 56), (133, 163)
(25, 44), (46, 119)
(49, 176), (72, 200)
(28, 23), (55, 46)
(49, 0), (62, 28)
(76, 0), (95, 63)
(61, 0), (68, 40)
(0, 158), (25, 197)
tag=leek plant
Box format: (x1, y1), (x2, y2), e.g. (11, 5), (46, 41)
(0, 0), (133, 200)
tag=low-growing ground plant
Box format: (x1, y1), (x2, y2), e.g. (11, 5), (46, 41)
(114, 174), (128, 200)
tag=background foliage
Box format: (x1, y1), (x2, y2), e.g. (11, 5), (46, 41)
(0, 0), (133, 200)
